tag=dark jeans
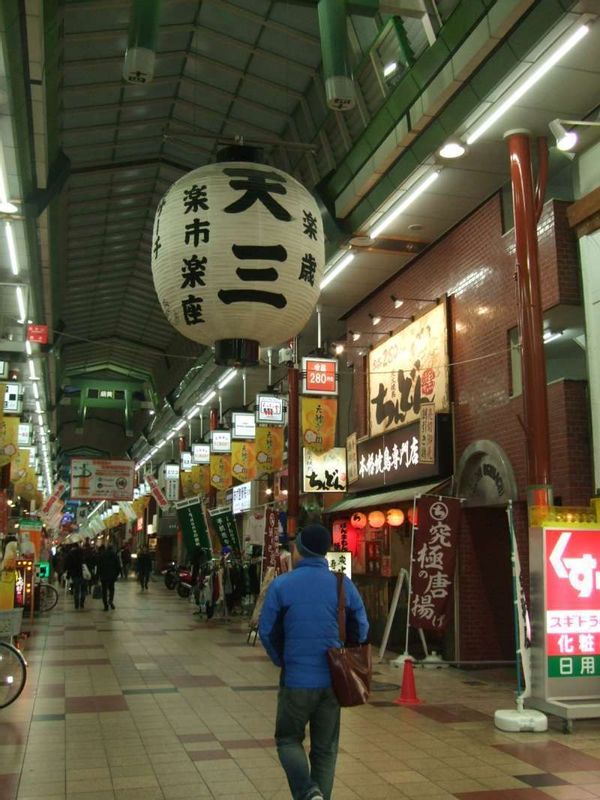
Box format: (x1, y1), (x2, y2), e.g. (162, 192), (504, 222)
(139, 572), (150, 589)
(101, 580), (115, 608)
(72, 578), (86, 609)
(275, 687), (340, 800)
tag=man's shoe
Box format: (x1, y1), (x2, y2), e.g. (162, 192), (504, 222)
(110, 603), (115, 609)
(306, 792), (324, 800)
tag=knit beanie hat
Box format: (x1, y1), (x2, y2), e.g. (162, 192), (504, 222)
(296, 524), (332, 558)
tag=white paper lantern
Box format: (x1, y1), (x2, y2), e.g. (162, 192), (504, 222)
(151, 159), (325, 365)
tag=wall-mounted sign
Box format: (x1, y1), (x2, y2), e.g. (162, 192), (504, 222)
(18, 423), (32, 447)
(70, 458), (135, 501)
(232, 412), (256, 440)
(192, 443), (210, 464)
(368, 302), (449, 437)
(232, 481), (253, 515)
(419, 403), (436, 464)
(210, 430), (231, 453)
(256, 393), (284, 425)
(346, 432), (358, 484)
(303, 447), (347, 493)
(351, 414), (452, 492)
(326, 551), (352, 578)
(3, 383), (22, 414)
(302, 357), (338, 396)
(181, 451), (193, 472)
(27, 324), (48, 344)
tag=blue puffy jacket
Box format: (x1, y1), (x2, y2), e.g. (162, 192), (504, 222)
(258, 558), (369, 689)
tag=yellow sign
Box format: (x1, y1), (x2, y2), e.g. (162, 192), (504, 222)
(0, 418), (19, 467)
(231, 441), (257, 483)
(301, 397), (337, 453)
(210, 454), (232, 490)
(192, 464), (210, 496)
(15, 467), (37, 502)
(255, 425), (284, 476)
(0, 383), (5, 420)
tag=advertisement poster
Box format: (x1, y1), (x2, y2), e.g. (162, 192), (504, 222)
(255, 425), (284, 476)
(302, 447), (347, 493)
(70, 458), (135, 501)
(146, 474), (169, 510)
(409, 495), (462, 631)
(0, 417), (19, 467)
(210, 453), (232, 491)
(231, 441), (257, 483)
(175, 497), (212, 558)
(368, 303), (449, 437)
(301, 397), (337, 453)
(302, 357), (338, 396)
(209, 507), (241, 554)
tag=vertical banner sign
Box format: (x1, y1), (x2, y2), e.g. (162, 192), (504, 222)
(231, 441), (257, 483)
(146, 475), (169, 510)
(209, 507), (241, 554)
(263, 506), (279, 573)
(0, 490), (8, 534)
(164, 464), (180, 502)
(346, 432), (358, 484)
(210, 453), (232, 490)
(0, 383), (5, 420)
(175, 497), (212, 558)
(508, 504), (532, 697)
(192, 464), (210, 496)
(419, 403), (436, 464)
(301, 397), (337, 453)
(180, 470), (195, 499)
(409, 495), (462, 630)
(0, 417), (19, 467)
(545, 527), (600, 679)
(255, 426), (284, 476)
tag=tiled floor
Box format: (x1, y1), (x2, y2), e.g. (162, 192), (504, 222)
(3, 577), (600, 799)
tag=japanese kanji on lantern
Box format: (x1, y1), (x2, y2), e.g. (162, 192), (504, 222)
(151, 156), (325, 366)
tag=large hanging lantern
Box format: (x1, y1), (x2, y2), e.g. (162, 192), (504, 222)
(368, 510), (386, 529)
(151, 151), (325, 366)
(351, 511), (367, 529)
(386, 508), (405, 527)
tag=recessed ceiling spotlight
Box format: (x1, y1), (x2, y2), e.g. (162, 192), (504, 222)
(408, 223), (423, 232)
(439, 141), (466, 159)
(383, 61), (398, 78)
(369, 314), (382, 326)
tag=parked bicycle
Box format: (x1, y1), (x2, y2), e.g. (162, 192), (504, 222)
(0, 609), (27, 708)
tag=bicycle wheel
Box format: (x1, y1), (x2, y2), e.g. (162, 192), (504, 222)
(0, 642), (27, 708)
(39, 583), (59, 612)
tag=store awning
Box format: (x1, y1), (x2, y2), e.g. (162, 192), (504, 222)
(326, 479), (452, 513)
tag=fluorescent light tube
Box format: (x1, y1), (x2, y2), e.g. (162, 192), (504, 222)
(37, 413), (44, 425)
(369, 171), (440, 239)
(200, 389), (216, 405)
(28, 359), (36, 379)
(33, 383), (39, 400)
(174, 418), (186, 431)
(25, 339), (32, 355)
(383, 61), (397, 77)
(321, 252), (355, 289)
(466, 24), (590, 145)
(217, 369), (237, 390)
(35, 400), (41, 414)
(16, 285), (25, 322)
(5, 222), (19, 275)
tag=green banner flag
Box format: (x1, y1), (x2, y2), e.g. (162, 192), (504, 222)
(175, 497), (212, 559)
(209, 507), (241, 554)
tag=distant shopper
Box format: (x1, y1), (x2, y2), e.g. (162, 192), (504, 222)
(65, 542), (92, 610)
(137, 546), (152, 591)
(98, 544), (121, 611)
(120, 544), (132, 579)
(259, 524), (369, 800)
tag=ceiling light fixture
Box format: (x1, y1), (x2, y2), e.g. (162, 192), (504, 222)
(25, 339), (32, 355)
(543, 330), (563, 343)
(35, 400), (41, 414)
(390, 294), (437, 308)
(217, 368), (237, 390)
(548, 118), (600, 151)
(28, 359), (36, 380)
(466, 23), (590, 145)
(383, 61), (398, 77)
(438, 141), (466, 159)
(5, 223), (19, 275)
(350, 331), (361, 342)
(15, 285), (25, 322)
(369, 313), (382, 326)
(334, 344), (344, 355)
(320, 251), (355, 289)
(369, 170), (440, 239)
(199, 389), (216, 406)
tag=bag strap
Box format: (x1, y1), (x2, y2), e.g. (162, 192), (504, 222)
(335, 572), (346, 644)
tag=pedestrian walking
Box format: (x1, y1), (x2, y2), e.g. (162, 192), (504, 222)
(259, 524), (369, 800)
(64, 542), (92, 610)
(136, 546), (152, 590)
(120, 544), (131, 579)
(98, 543), (121, 610)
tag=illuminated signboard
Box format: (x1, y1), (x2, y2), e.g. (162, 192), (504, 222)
(232, 412), (256, 440)
(302, 357), (338, 396)
(3, 383), (22, 414)
(192, 443), (210, 464)
(232, 481), (253, 515)
(181, 451), (192, 472)
(255, 394), (284, 425)
(210, 430), (231, 453)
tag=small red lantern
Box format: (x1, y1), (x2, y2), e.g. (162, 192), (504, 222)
(386, 508), (405, 527)
(407, 507), (419, 527)
(368, 510), (386, 529)
(350, 511), (367, 529)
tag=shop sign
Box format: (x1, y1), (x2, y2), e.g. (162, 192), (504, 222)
(303, 447), (347, 493)
(136, 516), (144, 533)
(209, 507), (241, 553)
(368, 303), (449, 437)
(0, 490), (8, 533)
(302, 357), (337, 396)
(180, 451), (192, 472)
(210, 430), (231, 453)
(419, 403), (435, 464)
(263, 506), (279, 572)
(231, 441), (256, 483)
(232, 412), (256, 440)
(409, 495), (462, 631)
(351, 415), (452, 492)
(27, 324), (48, 344)
(232, 481), (252, 515)
(192, 443), (210, 464)
(18, 423), (32, 446)
(326, 551), (352, 578)
(146, 474), (169, 509)
(41, 481), (67, 518)
(255, 425), (284, 475)
(175, 497), (212, 557)
(3, 383), (22, 415)
(70, 458), (135, 501)
(210, 453), (232, 491)
(301, 396), (336, 453)
(256, 393), (284, 425)
(163, 463), (180, 502)
(346, 432), (358, 484)
(545, 528), (600, 679)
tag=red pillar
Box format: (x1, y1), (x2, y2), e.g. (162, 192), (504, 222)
(287, 365), (300, 539)
(506, 131), (551, 501)
(209, 406), (218, 509)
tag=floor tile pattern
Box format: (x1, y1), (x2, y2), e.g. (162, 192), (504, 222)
(1, 576), (600, 799)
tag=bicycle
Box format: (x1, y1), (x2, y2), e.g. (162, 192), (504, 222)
(0, 609), (27, 708)
(38, 582), (59, 612)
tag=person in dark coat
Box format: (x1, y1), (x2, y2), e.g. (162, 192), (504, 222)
(136, 546), (152, 591)
(98, 544), (121, 610)
(65, 542), (92, 610)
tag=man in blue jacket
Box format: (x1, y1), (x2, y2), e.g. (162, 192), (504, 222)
(259, 524), (369, 800)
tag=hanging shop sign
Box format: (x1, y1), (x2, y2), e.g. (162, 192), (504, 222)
(301, 396), (337, 453)
(3, 383), (22, 415)
(419, 403), (436, 464)
(0, 490), (8, 534)
(209, 507), (241, 554)
(326, 551), (352, 578)
(231, 412), (256, 440)
(256, 393), (285, 425)
(303, 447), (347, 493)
(146, 474), (169, 509)
(210, 453), (232, 491)
(150, 161), (325, 367)
(231, 440), (256, 483)
(0, 416), (19, 468)
(27, 324), (48, 344)
(175, 497), (212, 557)
(263, 506), (279, 572)
(210, 429), (231, 453)
(70, 458), (135, 501)
(162, 463), (180, 502)
(368, 303), (449, 437)
(409, 494), (462, 631)
(19, 518), (43, 560)
(232, 481), (253, 515)
(351, 414), (452, 492)
(181, 451), (193, 472)
(302, 356), (337, 396)
(346, 432), (358, 484)
(18, 423), (32, 447)
(255, 425), (284, 475)
(192, 443), (210, 464)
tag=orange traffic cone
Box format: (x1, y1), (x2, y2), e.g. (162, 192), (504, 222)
(393, 659), (423, 705)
